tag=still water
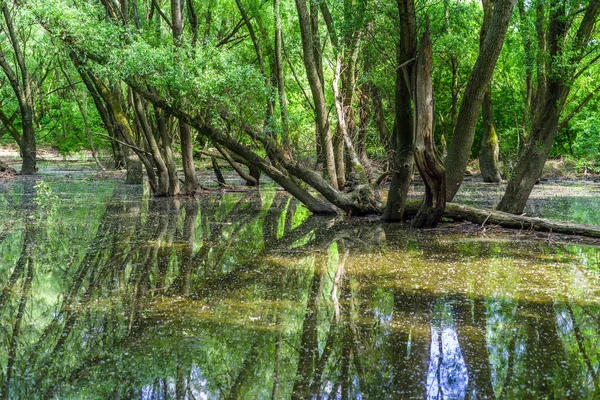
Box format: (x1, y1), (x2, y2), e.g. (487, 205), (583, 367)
(1, 176), (599, 399)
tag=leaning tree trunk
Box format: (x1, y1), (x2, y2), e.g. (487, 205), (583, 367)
(496, 100), (560, 214)
(444, 0), (517, 201)
(411, 26), (446, 228)
(478, 0), (501, 183)
(295, 0), (338, 189)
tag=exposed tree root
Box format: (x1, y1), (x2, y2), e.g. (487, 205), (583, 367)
(404, 200), (600, 238)
(0, 159), (17, 180)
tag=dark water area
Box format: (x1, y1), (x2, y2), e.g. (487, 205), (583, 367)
(1, 174), (600, 399)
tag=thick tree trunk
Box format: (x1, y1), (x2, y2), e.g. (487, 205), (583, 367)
(19, 108), (36, 175)
(125, 151), (144, 184)
(411, 26), (446, 228)
(382, 0), (417, 221)
(444, 0), (517, 201)
(496, 101), (560, 214)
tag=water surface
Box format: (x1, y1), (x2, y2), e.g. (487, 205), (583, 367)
(1, 176), (599, 399)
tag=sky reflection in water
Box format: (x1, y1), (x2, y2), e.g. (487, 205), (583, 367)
(0, 176), (599, 399)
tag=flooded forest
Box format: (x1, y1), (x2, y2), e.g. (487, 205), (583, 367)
(2, 0), (600, 399)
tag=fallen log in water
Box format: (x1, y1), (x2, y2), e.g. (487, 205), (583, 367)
(404, 200), (600, 238)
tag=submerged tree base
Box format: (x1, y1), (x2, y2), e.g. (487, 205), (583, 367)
(404, 200), (600, 238)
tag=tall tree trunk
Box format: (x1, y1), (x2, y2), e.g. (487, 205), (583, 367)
(411, 25), (446, 228)
(172, 0), (199, 194)
(294, 0), (338, 189)
(478, 0), (501, 183)
(444, 0), (517, 201)
(382, 0), (416, 221)
(0, 3), (36, 174)
(273, 0), (290, 143)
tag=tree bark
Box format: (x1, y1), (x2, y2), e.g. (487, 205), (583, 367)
(382, 0), (417, 221)
(71, 54), (126, 169)
(273, 0), (290, 143)
(93, 79), (160, 192)
(211, 156), (226, 186)
(171, 0), (199, 194)
(132, 92), (170, 194)
(295, 0), (338, 189)
(479, 89), (501, 182)
(411, 25), (446, 228)
(0, 3), (36, 174)
(180, 122), (199, 194)
(444, 0), (517, 201)
(154, 106), (180, 195)
(478, 0), (501, 183)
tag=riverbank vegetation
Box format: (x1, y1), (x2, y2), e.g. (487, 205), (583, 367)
(1, 0), (600, 226)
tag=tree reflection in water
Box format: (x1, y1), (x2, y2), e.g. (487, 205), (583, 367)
(0, 180), (599, 399)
